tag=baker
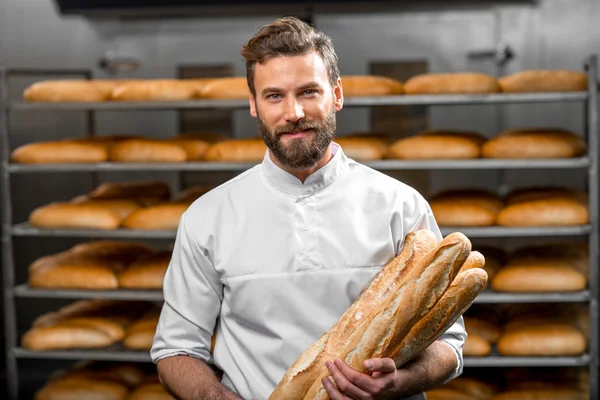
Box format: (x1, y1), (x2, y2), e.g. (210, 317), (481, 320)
(151, 16), (466, 400)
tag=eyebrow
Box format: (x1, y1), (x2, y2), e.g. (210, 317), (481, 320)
(260, 81), (323, 97)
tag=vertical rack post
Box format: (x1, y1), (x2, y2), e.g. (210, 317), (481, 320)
(586, 54), (599, 400)
(0, 68), (19, 400)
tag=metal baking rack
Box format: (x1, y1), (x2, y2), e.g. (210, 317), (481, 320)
(1, 56), (598, 399)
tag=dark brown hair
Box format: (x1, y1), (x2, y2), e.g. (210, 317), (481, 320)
(241, 16), (340, 97)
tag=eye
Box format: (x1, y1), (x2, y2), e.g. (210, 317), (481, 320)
(302, 89), (318, 96)
(267, 94), (282, 100)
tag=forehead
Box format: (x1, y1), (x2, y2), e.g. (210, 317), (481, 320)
(253, 51), (329, 90)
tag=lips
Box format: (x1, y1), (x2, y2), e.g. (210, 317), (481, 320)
(280, 129), (312, 138)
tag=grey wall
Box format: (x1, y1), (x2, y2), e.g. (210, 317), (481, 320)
(1, 0), (599, 396)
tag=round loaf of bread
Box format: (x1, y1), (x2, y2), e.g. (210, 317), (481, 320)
(117, 250), (171, 289)
(403, 72), (500, 94)
(491, 389), (587, 400)
(23, 80), (122, 102)
(482, 128), (586, 159)
(110, 79), (195, 101)
(204, 138), (267, 162)
(425, 389), (480, 400)
(387, 130), (486, 160)
(334, 134), (390, 160)
(121, 203), (189, 230)
(29, 201), (140, 230)
(429, 190), (504, 226)
(498, 70), (588, 92)
(34, 377), (130, 400)
(11, 141), (109, 164)
(199, 77), (249, 99)
(496, 190), (589, 226)
(492, 262), (587, 292)
(109, 139), (187, 163)
(497, 324), (587, 356)
(463, 333), (492, 356)
(128, 382), (173, 400)
(341, 75), (403, 96)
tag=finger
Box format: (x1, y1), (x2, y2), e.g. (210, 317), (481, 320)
(364, 358), (397, 374)
(328, 359), (374, 398)
(321, 376), (350, 400)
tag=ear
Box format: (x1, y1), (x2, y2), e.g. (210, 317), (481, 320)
(333, 77), (344, 111)
(249, 90), (258, 118)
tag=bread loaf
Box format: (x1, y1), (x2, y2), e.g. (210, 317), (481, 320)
(270, 231), (487, 400)
(128, 381), (174, 400)
(117, 250), (171, 289)
(23, 80), (125, 102)
(204, 137), (267, 162)
(69, 240), (154, 262)
(121, 203), (189, 230)
(110, 80), (195, 101)
(34, 377), (130, 400)
(340, 75), (403, 96)
(123, 310), (160, 350)
(436, 376), (497, 400)
(87, 180), (171, 204)
(464, 316), (501, 343)
(198, 77), (248, 99)
(463, 333), (491, 357)
(23, 300), (151, 350)
(498, 70), (588, 92)
(497, 189), (589, 226)
(109, 139), (188, 163)
(491, 258), (587, 292)
(56, 361), (146, 388)
(403, 73), (500, 94)
(425, 389), (481, 400)
(482, 128), (586, 159)
(386, 130), (486, 160)
(334, 134), (391, 160)
(11, 141), (109, 164)
(429, 190), (504, 226)
(29, 200), (140, 230)
(173, 186), (213, 204)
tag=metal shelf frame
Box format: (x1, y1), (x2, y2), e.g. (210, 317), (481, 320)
(1, 57), (599, 399)
(7, 157), (592, 173)
(12, 284), (591, 304)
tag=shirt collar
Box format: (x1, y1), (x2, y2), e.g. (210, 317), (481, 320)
(261, 142), (350, 196)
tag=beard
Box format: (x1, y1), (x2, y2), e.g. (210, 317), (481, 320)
(257, 107), (337, 171)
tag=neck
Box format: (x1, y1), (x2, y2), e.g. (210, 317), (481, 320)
(269, 145), (334, 183)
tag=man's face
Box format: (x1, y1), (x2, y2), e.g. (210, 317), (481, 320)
(249, 51), (344, 171)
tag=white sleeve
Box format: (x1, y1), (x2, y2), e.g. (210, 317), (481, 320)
(404, 199), (467, 383)
(151, 212), (222, 364)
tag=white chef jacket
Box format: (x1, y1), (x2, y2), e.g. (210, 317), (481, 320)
(151, 142), (466, 400)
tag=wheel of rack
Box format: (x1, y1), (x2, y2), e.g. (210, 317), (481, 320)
(1, 57), (598, 399)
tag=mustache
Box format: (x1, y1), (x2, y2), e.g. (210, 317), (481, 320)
(275, 120), (320, 135)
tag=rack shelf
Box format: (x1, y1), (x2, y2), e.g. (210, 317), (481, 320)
(13, 347), (591, 368)
(7, 157), (591, 173)
(13, 284), (591, 304)
(11, 222), (593, 239)
(7, 91), (588, 111)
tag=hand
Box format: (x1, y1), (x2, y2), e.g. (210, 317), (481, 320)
(321, 358), (400, 400)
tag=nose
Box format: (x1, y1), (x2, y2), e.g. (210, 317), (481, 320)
(283, 97), (305, 123)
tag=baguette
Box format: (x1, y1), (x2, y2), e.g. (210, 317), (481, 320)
(128, 382), (174, 400)
(11, 141), (109, 164)
(386, 130), (486, 160)
(23, 80), (123, 103)
(404, 73), (500, 94)
(482, 128), (586, 159)
(198, 77), (249, 99)
(334, 134), (391, 161)
(340, 75), (403, 96)
(34, 377), (130, 400)
(110, 79), (195, 101)
(498, 70), (588, 93)
(29, 201), (140, 230)
(117, 250), (171, 289)
(271, 231), (481, 400)
(269, 229), (438, 400)
(429, 190), (504, 227)
(121, 203), (189, 230)
(109, 139), (187, 163)
(497, 324), (587, 356)
(463, 333), (492, 356)
(203, 138), (267, 162)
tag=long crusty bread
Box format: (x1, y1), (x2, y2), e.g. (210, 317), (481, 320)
(270, 231), (483, 400)
(268, 230), (437, 400)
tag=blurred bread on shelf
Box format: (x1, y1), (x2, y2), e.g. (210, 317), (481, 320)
(123, 309), (160, 351)
(403, 72), (500, 94)
(334, 133), (391, 160)
(204, 137), (267, 162)
(340, 75), (403, 96)
(498, 70), (588, 92)
(110, 79), (196, 101)
(428, 189), (504, 226)
(11, 141), (109, 164)
(117, 250), (172, 289)
(23, 79), (129, 102)
(198, 77), (249, 99)
(386, 130), (487, 160)
(482, 128), (586, 159)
